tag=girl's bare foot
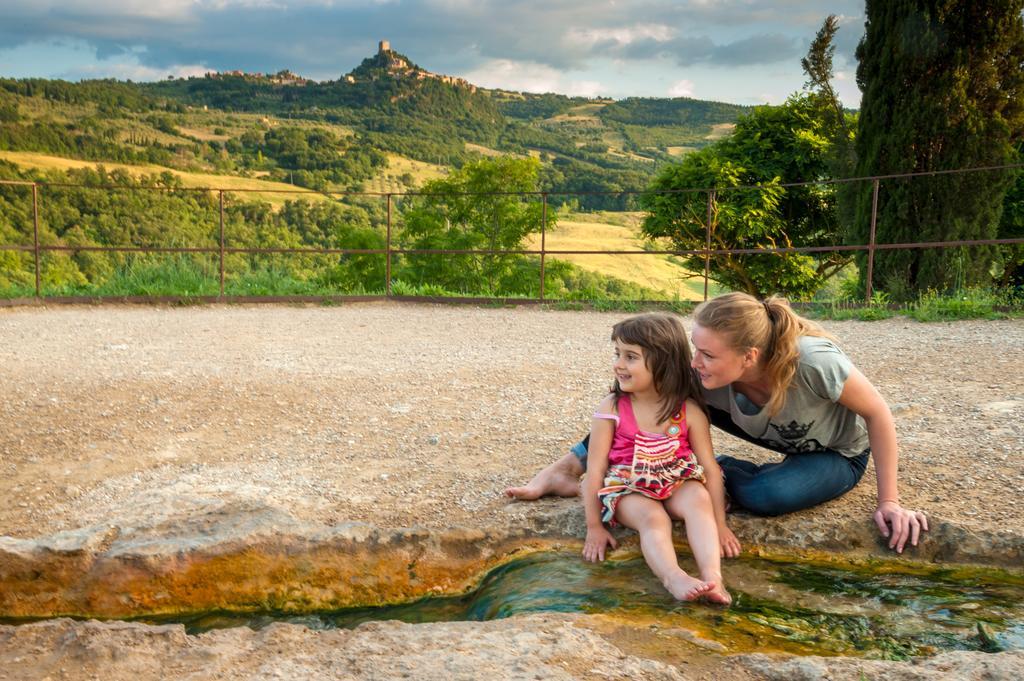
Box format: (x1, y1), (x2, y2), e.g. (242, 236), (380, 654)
(664, 571), (714, 602)
(504, 457), (582, 500)
(703, 583), (732, 605)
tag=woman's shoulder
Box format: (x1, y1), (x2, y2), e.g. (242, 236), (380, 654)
(797, 335), (851, 366)
(795, 335), (854, 400)
(797, 333), (842, 353)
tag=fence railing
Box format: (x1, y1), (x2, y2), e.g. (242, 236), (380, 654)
(1, 163), (1023, 306)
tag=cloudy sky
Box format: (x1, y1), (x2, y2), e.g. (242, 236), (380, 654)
(0, 0), (866, 106)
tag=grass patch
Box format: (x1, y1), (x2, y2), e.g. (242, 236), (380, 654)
(0, 283), (38, 299)
(543, 296), (698, 314)
(389, 280), (458, 297)
(591, 299), (640, 312)
(906, 288), (1013, 322)
(810, 292), (898, 321)
(550, 301), (587, 311)
(226, 268), (340, 297)
(91, 256), (219, 298)
(31, 255), (218, 300)
(807, 288), (1023, 322)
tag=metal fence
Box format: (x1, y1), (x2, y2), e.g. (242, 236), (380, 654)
(1, 163), (1023, 306)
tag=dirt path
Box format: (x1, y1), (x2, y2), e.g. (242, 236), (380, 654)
(2, 302), (1021, 538)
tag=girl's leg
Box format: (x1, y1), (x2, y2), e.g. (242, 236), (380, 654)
(724, 450), (869, 516)
(664, 482), (731, 604)
(614, 494), (713, 602)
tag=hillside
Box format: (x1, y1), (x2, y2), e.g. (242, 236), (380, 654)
(0, 44), (749, 299)
(0, 43), (748, 203)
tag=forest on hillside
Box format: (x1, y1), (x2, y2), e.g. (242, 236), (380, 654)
(0, 54), (747, 301)
(0, 46), (746, 206)
(0, 158), (659, 301)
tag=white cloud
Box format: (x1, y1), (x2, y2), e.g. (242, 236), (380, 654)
(0, 39), (209, 82)
(565, 24), (675, 48)
(565, 80), (605, 97)
(460, 59), (607, 97)
(833, 73), (862, 108)
(17, 1), (197, 20)
(668, 79), (694, 97)
(460, 59), (562, 94)
(68, 59), (210, 82)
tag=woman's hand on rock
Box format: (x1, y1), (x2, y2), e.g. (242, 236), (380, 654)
(718, 523), (741, 558)
(873, 500), (929, 553)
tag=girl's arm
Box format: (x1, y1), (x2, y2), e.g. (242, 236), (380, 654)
(685, 399), (741, 558)
(838, 366), (929, 553)
(582, 395), (618, 562)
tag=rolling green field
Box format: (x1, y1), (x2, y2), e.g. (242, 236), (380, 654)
(0, 150), (329, 208)
(362, 153), (448, 194)
(528, 213), (707, 300)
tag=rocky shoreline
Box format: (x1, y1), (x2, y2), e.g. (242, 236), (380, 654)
(2, 505), (1023, 680)
(4, 498), (1021, 620)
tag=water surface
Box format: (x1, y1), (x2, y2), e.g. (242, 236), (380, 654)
(148, 551), (1024, 659)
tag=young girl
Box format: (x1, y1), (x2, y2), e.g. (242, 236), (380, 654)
(581, 313), (731, 604)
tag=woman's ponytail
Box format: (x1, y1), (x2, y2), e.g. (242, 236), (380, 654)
(694, 293), (834, 417)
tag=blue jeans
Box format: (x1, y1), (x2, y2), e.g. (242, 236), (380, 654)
(571, 405), (869, 516)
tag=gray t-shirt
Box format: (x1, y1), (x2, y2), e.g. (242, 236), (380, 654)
(702, 336), (869, 458)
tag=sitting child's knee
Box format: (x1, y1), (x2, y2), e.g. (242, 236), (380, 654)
(682, 480), (711, 503)
(639, 502), (672, 525)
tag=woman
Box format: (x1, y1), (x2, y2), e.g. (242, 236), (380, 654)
(507, 293), (929, 556)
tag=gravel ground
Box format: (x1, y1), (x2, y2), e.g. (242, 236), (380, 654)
(1, 301), (1022, 541)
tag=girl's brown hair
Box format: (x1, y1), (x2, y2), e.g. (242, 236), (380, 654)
(611, 312), (705, 423)
(693, 292), (835, 417)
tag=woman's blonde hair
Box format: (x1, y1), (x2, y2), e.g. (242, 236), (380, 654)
(693, 292), (834, 417)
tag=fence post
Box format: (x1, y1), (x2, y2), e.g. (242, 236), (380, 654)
(704, 190), (714, 301)
(32, 183), (41, 298)
(218, 190), (225, 298)
(539, 193), (547, 301)
(386, 194), (392, 297)
(866, 179), (880, 303)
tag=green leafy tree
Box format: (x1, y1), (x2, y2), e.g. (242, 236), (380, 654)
(397, 157), (553, 293)
(998, 143), (1024, 289)
(801, 15), (858, 178)
(851, 0), (1024, 299)
(801, 16), (848, 140)
(640, 94), (847, 299)
(0, 100), (18, 123)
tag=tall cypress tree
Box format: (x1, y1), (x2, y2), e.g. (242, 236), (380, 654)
(852, 1), (1024, 298)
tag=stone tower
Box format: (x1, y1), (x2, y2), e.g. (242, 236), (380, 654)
(378, 40), (390, 54)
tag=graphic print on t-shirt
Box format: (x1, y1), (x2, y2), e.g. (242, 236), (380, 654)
(767, 419), (825, 454)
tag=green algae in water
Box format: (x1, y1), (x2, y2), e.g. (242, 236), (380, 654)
(63, 553), (1024, 659)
